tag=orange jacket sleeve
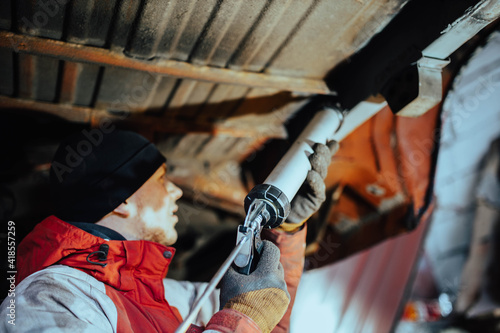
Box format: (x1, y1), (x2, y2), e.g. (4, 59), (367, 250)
(262, 225), (307, 332)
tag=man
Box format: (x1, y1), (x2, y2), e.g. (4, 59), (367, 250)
(1, 130), (334, 332)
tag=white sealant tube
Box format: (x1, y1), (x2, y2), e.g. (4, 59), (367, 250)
(264, 108), (342, 202)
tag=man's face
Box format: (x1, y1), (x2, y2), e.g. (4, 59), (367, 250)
(132, 164), (183, 246)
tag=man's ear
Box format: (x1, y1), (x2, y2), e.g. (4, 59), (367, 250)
(113, 201), (130, 218)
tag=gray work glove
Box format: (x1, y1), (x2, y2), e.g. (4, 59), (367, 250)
(285, 141), (339, 226)
(220, 241), (290, 333)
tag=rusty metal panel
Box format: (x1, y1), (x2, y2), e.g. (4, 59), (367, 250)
(197, 84), (250, 121)
(0, 31), (331, 96)
(126, 0), (179, 58)
(168, 134), (213, 159)
(0, 0), (411, 206)
(145, 76), (177, 112)
(228, 0), (305, 72)
(158, 0), (219, 61)
(120, 0), (405, 76)
(230, 87), (290, 118)
(15, 0), (66, 39)
(59, 61), (79, 104)
(66, 0), (118, 47)
(223, 137), (257, 161)
(127, 0), (216, 60)
(238, 0), (317, 73)
(73, 63), (100, 106)
(29, 55), (60, 102)
(17, 53), (35, 99)
(166, 79), (203, 118)
(197, 136), (240, 162)
(15, 53), (60, 102)
(2, 0), (408, 113)
(174, 81), (217, 119)
(266, 0), (408, 78)
(95, 67), (166, 112)
(188, 0), (268, 67)
(109, 0), (142, 50)
(57, 61), (100, 107)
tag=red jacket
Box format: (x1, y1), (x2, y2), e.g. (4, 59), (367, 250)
(6, 216), (305, 332)
(11, 216), (261, 332)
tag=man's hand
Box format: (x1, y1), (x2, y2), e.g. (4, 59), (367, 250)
(219, 241), (290, 333)
(284, 141), (339, 229)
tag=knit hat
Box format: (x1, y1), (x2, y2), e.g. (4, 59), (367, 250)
(50, 129), (166, 223)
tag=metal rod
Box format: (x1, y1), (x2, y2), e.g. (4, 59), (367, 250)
(0, 31), (330, 95)
(174, 231), (252, 333)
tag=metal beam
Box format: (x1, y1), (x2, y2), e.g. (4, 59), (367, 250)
(0, 95), (288, 138)
(0, 31), (331, 95)
(0, 95), (92, 122)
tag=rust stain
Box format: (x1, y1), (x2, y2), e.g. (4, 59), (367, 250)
(18, 53), (34, 99)
(59, 62), (79, 104)
(0, 31), (331, 94)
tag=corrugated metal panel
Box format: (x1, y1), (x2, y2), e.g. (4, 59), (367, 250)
(66, 0), (119, 47)
(167, 79), (214, 118)
(161, 134), (255, 166)
(197, 84), (250, 120)
(266, 0), (407, 78)
(15, 0), (66, 39)
(1, 0), (406, 113)
(73, 63), (101, 106)
(17, 54), (60, 102)
(95, 67), (161, 111)
(0, 0), (408, 211)
(228, 0), (309, 72)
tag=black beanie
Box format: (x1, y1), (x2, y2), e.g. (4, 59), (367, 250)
(50, 129), (166, 223)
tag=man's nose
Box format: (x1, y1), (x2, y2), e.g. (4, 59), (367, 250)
(168, 182), (183, 200)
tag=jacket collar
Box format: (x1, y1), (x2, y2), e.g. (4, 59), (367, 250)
(67, 221), (127, 241)
(17, 216), (175, 304)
